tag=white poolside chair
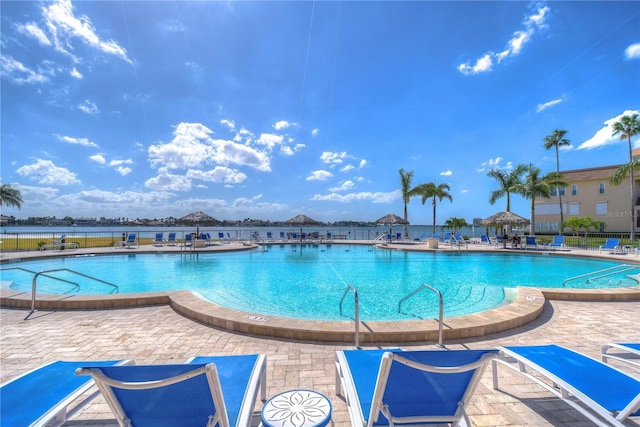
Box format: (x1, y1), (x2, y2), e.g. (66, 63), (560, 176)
(492, 344), (640, 426)
(336, 348), (498, 427)
(77, 354), (266, 427)
(601, 343), (640, 369)
(1, 359), (129, 427)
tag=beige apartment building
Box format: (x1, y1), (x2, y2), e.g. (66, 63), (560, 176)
(534, 164), (635, 234)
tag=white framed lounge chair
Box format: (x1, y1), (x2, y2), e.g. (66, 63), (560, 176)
(1, 359), (129, 427)
(524, 236), (538, 250)
(492, 344), (640, 427)
(166, 232), (178, 246)
(40, 236), (79, 251)
(124, 233), (139, 248)
(599, 238), (621, 254)
(152, 232), (165, 247)
(547, 235), (566, 250)
(77, 353), (266, 427)
(601, 343), (640, 368)
(335, 348), (498, 427)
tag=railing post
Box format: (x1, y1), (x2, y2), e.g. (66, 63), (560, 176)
(339, 285), (360, 349)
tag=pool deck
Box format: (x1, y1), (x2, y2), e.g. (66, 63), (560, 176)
(1, 241), (640, 426)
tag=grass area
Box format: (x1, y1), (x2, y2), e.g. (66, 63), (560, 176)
(0, 237), (157, 251)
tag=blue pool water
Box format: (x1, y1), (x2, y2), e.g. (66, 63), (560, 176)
(2, 245), (637, 321)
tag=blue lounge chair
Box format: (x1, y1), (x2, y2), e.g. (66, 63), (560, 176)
(601, 343), (640, 369)
(480, 234), (492, 246)
(325, 232), (333, 242)
(493, 344), (640, 426)
(335, 348), (498, 427)
(599, 238), (621, 254)
(166, 232), (178, 246)
(414, 232), (428, 242)
(452, 233), (467, 249)
(547, 235), (566, 250)
(1, 359), (128, 427)
(125, 233), (139, 248)
(183, 233), (193, 247)
(77, 354), (266, 427)
(266, 231), (274, 242)
(152, 232), (165, 247)
(279, 231), (286, 241)
(524, 236), (538, 250)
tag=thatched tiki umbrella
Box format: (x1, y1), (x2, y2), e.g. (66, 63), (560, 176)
(375, 213), (409, 240)
(480, 211), (529, 247)
(285, 214), (321, 240)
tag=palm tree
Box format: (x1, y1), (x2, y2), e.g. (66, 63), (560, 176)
(513, 164), (566, 235)
(610, 113), (640, 240)
(562, 216), (606, 248)
(398, 169), (414, 238)
(487, 164), (527, 212)
(444, 217), (468, 236)
(0, 184), (23, 209)
(543, 129), (570, 229)
(411, 182), (453, 235)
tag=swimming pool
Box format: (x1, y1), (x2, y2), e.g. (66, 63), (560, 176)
(2, 244), (638, 321)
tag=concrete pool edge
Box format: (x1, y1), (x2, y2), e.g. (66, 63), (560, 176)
(2, 285), (639, 343)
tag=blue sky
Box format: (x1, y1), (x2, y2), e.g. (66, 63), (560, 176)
(1, 0), (639, 224)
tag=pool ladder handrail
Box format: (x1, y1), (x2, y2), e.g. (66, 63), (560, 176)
(562, 264), (640, 286)
(398, 283), (444, 347)
(1, 267), (81, 291)
(339, 284), (360, 349)
(26, 268), (120, 320)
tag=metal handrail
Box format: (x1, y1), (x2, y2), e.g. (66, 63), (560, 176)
(562, 264), (640, 285)
(398, 283), (444, 347)
(339, 284), (360, 348)
(0, 267), (80, 290)
(27, 268), (119, 319)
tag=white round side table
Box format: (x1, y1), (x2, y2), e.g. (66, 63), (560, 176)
(261, 389), (332, 427)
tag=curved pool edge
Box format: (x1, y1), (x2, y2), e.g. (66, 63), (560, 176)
(3, 285), (639, 343)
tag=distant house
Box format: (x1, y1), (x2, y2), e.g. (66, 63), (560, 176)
(534, 164), (630, 233)
(73, 217), (97, 227)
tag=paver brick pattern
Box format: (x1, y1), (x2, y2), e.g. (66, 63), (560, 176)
(1, 298), (639, 426)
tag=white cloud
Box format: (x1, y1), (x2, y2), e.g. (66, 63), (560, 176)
(115, 166), (132, 176)
(458, 4), (549, 75)
(148, 122), (271, 172)
(320, 151), (348, 165)
(273, 120), (291, 130)
(306, 170), (333, 181)
(220, 119), (235, 130)
(359, 159), (367, 168)
(109, 159), (133, 166)
(311, 128), (319, 136)
(340, 164), (355, 173)
(329, 180), (355, 192)
(42, 0), (131, 63)
(440, 170), (453, 176)
(578, 110), (640, 150)
(536, 97), (564, 112)
(78, 100), (99, 115)
(311, 190), (399, 203)
(16, 22), (51, 45)
(477, 156), (505, 172)
(90, 154), (106, 164)
(0, 56), (48, 84)
(16, 158), (80, 185)
(625, 43), (640, 60)
(187, 166), (247, 184)
(255, 133), (283, 150)
(70, 67), (83, 79)
(55, 134), (99, 148)
(145, 169), (192, 191)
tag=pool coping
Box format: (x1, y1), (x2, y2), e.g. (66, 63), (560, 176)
(2, 242), (640, 343)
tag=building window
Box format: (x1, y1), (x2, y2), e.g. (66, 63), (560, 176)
(571, 185), (577, 196)
(599, 182), (605, 194)
(559, 187), (565, 196)
(596, 201), (608, 215)
(551, 187), (557, 196)
(569, 203), (580, 215)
